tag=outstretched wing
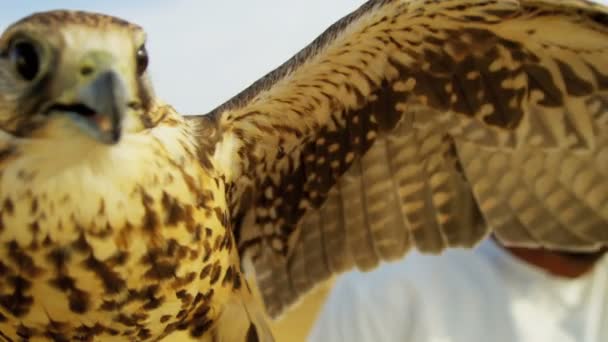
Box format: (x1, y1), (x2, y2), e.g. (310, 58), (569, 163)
(191, 0), (608, 317)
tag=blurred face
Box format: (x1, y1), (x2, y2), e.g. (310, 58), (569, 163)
(557, 249), (608, 263)
(494, 236), (607, 278)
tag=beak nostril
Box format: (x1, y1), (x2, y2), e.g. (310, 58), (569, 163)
(127, 101), (142, 110)
(80, 65), (94, 76)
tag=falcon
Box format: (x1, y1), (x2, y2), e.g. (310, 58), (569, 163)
(0, 0), (607, 340)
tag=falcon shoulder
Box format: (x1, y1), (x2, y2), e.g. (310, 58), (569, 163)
(189, 0), (608, 317)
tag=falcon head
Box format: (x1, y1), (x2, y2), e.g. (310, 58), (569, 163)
(0, 11), (154, 146)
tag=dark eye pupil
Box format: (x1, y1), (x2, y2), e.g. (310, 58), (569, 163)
(10, 41), (39, 81)
(136, 45), (148, 75)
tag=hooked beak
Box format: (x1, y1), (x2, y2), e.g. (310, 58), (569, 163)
(46, 70), (128, 145)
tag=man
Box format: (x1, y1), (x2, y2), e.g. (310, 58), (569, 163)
(309, 237), (608, 341)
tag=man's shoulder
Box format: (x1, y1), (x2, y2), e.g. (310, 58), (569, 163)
(310, 240), (510, 342)
(340, 242), (496, 289)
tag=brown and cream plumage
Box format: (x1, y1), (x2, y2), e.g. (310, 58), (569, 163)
(0, 0), (607, 340)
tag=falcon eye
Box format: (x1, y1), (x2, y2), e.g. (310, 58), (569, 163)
(136, 45), (148, 76)
(8, 39), (40, 81)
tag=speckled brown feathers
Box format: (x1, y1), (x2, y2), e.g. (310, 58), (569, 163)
(1, 1), (608, 341)
(0, 106), (249, 341)
(200, 0), (608, 317)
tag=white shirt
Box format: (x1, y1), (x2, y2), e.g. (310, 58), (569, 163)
(308, 239), (608, 342)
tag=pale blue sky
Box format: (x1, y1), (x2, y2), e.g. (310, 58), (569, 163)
(0, 1), (363, 114)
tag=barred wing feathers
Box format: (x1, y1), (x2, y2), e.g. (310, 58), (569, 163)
(193, 0), (608, 316)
